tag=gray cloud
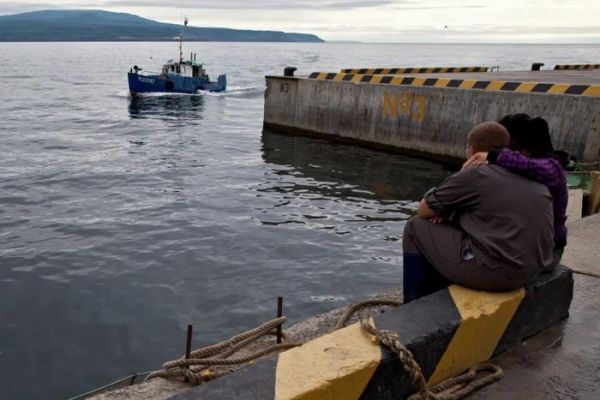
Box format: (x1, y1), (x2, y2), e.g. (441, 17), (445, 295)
(1, 0), (598, 42)
(394, 5), (487, 10)
(104, 0), (396, 10)
(0, 0), (403, 15)
(289, 22), (600, 36)
(0, 2), (58, 14)
(468, 25), (600, 35)
(0, 1), (491, 16)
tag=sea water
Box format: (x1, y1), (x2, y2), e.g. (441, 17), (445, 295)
(0, 42), (598, 399)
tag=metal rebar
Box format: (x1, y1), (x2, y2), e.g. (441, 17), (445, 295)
(184, 324), (193, 383)
(277, 297), (283, 344)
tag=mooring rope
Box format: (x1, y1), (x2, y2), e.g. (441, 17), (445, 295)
(360, 314), (504, 400)
(147, 296), (503, 397)
(361, 317), (430, 398)
(145, 316), (301, 385)
(333, 299), (402, 331)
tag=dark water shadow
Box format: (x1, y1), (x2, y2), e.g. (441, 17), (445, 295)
(128, 94), (205, 124)
(261, 128), (456, 202)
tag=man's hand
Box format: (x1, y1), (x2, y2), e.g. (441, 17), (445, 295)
(417, 198), (436, 218)
(462, 152), (489, 170)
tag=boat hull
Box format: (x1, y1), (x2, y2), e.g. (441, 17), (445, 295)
(128, 73), (226, 95)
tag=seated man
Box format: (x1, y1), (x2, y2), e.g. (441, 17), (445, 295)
(402, 122), (554, 303)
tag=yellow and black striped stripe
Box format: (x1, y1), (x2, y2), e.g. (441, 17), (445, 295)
(554, 64), (600, 70)
(341, 67), (489, 74)
(308, 72), (600, 97)
(172, 267), (573, 400)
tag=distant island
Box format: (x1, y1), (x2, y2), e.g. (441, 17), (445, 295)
(0, 10), (324, 42)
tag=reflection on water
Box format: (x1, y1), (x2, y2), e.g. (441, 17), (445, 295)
(262, 129), (454, 201)
(128, 94), (205, 124)
(258, 129), (455, 237)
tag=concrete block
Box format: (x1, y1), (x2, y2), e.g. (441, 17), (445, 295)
(562, 213), (600, 277)
(264, 76), (600, 164)
(169, 267), (573, 400)
(567, 189), (583, 222)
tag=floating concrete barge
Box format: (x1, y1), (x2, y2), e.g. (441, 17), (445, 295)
(264, 69), (600, 165)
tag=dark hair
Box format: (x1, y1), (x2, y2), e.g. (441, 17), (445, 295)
(468, 122), (510, 152)
(499, 114), (554, 157)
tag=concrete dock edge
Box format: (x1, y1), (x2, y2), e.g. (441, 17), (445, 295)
(169, 267), (573, 400)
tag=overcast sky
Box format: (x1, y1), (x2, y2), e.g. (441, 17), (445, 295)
(1, 0), (599, 43)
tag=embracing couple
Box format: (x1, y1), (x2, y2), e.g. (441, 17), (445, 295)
(403, 114), (569, 303)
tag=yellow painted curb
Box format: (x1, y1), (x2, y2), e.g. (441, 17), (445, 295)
(275, 322), (381, 400)
(427, 286), (525, 385)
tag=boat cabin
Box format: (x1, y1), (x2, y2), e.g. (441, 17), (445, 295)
(162, 57), (207, 79)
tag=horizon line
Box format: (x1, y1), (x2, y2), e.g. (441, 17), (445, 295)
(0, 40), (598, 45)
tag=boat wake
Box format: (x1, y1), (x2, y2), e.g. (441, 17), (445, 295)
(116, 84), (264, 99)
(204, 84), (264, 98)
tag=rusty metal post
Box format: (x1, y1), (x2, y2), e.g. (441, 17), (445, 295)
(184, 324), (193, 383)
(277, 297), (283, 343)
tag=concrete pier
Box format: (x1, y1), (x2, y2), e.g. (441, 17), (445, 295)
(170, 268), (572, 400)
(264, 70), (600, 165)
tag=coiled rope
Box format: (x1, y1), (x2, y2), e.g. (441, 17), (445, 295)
(145, 317), (300, 385)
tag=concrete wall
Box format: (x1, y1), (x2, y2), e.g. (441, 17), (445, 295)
(264, 77), (600, 164)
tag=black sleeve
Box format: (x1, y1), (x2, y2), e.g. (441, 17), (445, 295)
(487, 150), (501, 164)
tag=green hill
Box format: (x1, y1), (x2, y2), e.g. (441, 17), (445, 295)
(0, 10), (324, 42)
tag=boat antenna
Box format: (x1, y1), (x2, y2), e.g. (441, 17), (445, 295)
(180, 16), (188, 63)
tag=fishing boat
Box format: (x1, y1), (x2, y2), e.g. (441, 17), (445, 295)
(127, 18), (226, 95)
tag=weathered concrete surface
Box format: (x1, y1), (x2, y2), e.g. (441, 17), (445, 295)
(167, 268), (573, 400)
(86, 379), (188, 400)
(563, 212), (600, 277)
(567, 189), (584, 223)
(470, 273), (600, 400)
(264, 75), (600, 164)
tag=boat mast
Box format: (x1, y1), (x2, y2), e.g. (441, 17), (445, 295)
(180, 17), (188, 63)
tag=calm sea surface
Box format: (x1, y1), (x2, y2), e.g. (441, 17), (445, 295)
(1, 42), (598, 399)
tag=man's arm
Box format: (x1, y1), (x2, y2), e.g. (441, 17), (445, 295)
(420, 168), (480, 218)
